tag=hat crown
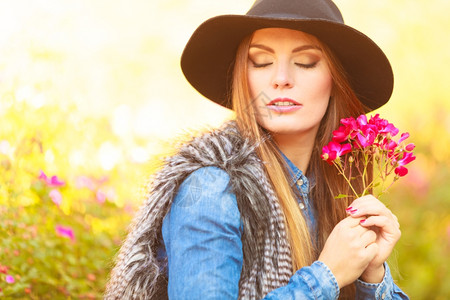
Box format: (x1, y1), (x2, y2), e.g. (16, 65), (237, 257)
(247, 0), (343, 23)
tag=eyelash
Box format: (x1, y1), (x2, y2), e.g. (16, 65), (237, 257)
(295, 62), (318, 69)
(251, 61), (318, 69)
(252, 62), (272, 68)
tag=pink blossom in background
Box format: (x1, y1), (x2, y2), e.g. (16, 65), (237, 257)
(0, 265), (8, 274)
(49, 189), (63, 206)
(39, 170), (65, 187)
(96, 190), (106, 204)
(38, 170), (47, 181)
(87, 273), (96, 281)
(75, 176), (96, 190)
(55, 225), (75, 241)
(5, 275), (15, 283)
(402, 163), (429, 197)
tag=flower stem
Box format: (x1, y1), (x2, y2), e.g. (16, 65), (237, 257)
(334, 161), (359, 198)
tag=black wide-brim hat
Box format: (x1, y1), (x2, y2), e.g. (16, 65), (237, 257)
(180, 0), (394, 112)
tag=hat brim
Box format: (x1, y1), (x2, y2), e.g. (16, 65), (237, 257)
(181, 15), (393, 112)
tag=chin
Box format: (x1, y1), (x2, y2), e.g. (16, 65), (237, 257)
(260, 121), (320, 140)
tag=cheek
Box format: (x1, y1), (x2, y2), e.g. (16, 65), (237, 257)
(309, 71), (333, 113)
(307, 71), (332, 118)
(314, 70), (333, 98)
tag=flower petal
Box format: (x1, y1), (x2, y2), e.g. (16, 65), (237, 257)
(55, 225), (75, 241)
(49, 189), (63, 206)
(38, 170), (48, 180)
(398, 132), (410, 144)
(399, 152), (416, 166)
(6, 275), (15, 284)
(50, 175), (65, 187)
(395, 166), (408, 177)
(405, 143), (415, 152)
(340, 143), (353, 156)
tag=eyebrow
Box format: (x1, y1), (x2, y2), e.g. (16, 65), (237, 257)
(249, 44), (322, 53)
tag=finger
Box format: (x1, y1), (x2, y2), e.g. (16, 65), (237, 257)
(392, 214), (400, 229)
(347, 200), (392, 219)
(360, 228), (377, 245)
(340, 216), (367, 228)
(359, 216), (400, 237)
(348, 194), (377, 207)
(364, 242), (379, 261)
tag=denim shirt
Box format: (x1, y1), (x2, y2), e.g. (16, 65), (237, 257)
(161, 155), (409, 299)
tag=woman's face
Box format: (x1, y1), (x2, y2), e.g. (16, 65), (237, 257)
(247, 28), (332, 141)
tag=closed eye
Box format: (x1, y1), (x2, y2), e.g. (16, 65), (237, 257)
(249, 59), (272, 68)
(252, 62), (273, 68)
(295, 62), (318, 69)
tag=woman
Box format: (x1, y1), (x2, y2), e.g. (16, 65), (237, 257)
(105, 0), (409, 299)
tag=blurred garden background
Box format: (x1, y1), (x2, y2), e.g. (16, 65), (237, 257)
(0, 0), (449, 298)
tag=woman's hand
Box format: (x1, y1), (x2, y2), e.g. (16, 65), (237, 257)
(346, 195), (402, 283)
(318, 216), (379, 288)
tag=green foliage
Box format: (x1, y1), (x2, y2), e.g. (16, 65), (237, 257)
(388, 164), (450, 299)
(0, 103), (147, 298)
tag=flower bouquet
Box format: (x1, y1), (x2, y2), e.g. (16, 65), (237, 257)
(321, 114), (416, 199)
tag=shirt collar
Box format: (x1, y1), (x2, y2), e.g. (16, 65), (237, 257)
(279, 151), (310, 189)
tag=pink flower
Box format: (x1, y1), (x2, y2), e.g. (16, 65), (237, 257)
(5, 275), (15, 283)
(405, 143), (415, 152)
(356, 133), (371, 148)
(55, 225), (75, 241)
(395, 166), (408, 177)
(332, 126), (349, 143)
(39, 170), (65, 187)
(75, 176), (96, 190)
(381, 123), (399, 136)
(96, 190), (106, 204)
(0, 265), (8, 274)
(341, 117), (358, 130)
(383, 140), (398, 152)
(322, 113), (415, 198)
(321, 141), (352, 165)
(332, 118), (359, 142)
(356, 114), (368, 127)
(392, 150), (416, 177)
(398, 132), (410, 144)
(49, 189), (63, 206)
(87, 273), (96, 281)
(398, 152), (416, 166)
(369, 114), (399, 136)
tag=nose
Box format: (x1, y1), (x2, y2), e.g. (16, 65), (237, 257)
(271, 61), (293, 89)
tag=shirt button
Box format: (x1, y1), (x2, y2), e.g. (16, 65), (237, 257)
(299, 203), (305, 210)
(296, 179), (304, 186)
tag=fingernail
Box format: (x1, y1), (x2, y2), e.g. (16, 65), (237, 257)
(350, 209), (358, 214)
(345, 207), (353, 211)
(360, 219), (366, 224)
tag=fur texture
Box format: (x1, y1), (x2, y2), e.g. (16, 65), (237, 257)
(104, 121), (293, 299)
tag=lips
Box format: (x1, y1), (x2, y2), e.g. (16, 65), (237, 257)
(266, 98), (302, 113)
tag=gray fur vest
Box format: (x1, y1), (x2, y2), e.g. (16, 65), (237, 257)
(104, 121), (293, 299)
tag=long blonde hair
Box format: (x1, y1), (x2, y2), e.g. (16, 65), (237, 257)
(231, 31), (369, 297)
